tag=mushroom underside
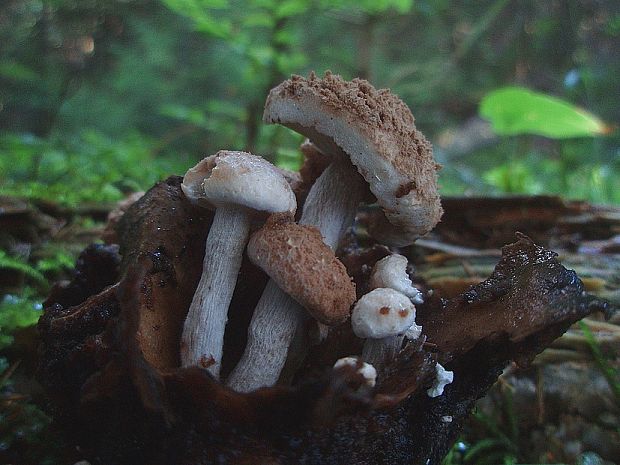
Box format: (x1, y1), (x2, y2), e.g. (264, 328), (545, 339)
(265, 95), (442, 244)
(37, 177), (612, 465)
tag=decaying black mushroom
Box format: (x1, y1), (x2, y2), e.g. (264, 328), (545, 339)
(37, 176), (613, 465)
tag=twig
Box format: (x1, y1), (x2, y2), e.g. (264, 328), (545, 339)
(415, 238), (501, 257)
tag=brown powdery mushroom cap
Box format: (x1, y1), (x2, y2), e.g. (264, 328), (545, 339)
(247, 216), (356, 325)
(264, 71), (443, 245)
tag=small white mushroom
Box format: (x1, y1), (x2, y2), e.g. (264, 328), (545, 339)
(427, 363), (454, 398)
(351, 288), (416, 369)
(180, 151), (296, 377)
(404, 322), (423, 341)
(333, 356), (377, 387)
(368, 254), (423, 346)
(369, 254), (424, 305)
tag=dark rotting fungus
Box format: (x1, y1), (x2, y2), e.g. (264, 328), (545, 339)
(37, 178), (614, 465)
(36, 74), (616, 465)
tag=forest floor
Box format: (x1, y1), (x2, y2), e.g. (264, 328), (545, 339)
(1, 193), (619, 465)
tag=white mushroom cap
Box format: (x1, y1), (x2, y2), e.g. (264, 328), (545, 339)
(333, 356), (377, 387)
(427, 363), (454, 398)
(351, 288), (416, 339)
(181, 151), (296, 215)
(369, 254), (423, 304)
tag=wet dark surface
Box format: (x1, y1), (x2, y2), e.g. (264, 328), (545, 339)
(43, 243), (121, 310)
(37, 178), (613, 465)
(419, 233), (611, 365)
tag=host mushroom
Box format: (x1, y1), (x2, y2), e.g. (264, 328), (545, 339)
(264, 72), (443, 249)
(351, 288), (417, 369)
(369, 254), (424, 305)
(226, 216), (356, 392)
(241, 74), (441, 383)
(180, 151), (296, 377)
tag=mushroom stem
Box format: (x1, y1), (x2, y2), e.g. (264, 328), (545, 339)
(181, 206), (251, 377)
(277, 158), (366, 377)
(226, 158), (365, 392)
(299, 157), (367, 250)
(226, 280), (305, 392)
(362, 335), (404, 369)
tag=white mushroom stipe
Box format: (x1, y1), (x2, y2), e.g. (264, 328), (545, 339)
(298, 157), (367, 251)
(333, 357), (377, 387)
(352, 288), (417, 369)
(226, 280), (304, 392)
(427, 363), (454, 398)
(181, 208), (250, 374)
(272, 155), (365, 377)
(180, 151), (296, 378)
(369, 254), (424, 304)
(362, 336), (404, 369)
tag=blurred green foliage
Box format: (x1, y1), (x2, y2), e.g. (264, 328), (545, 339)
(1, 0), (617, 205)
(0, 244), (78, 349)
(579, 321), (620, 406)
(0, 131), (190, 206)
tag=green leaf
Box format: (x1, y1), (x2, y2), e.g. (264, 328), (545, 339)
(193, 15), (232, 38)
(480, 86), (611, 139)
(0, 292), (42, 350)
(160, 0), (232, 38)
(324, 0), (413, 14)
(274, 0), (310, 19)
(242, 12), (275, 28)
(159, 104), (209, 127)
(0, 251), (46, 285)
(205, 99), (247, 120)
(0, 61), (38, 82)
(463, 438), (505, 462)
(274, 146), (303, 171)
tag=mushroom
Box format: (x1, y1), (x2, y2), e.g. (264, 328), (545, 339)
(369, 254), (424, 343)
(427, 363), (454, 398)
(226, 216), (356, 392)
(230, 73), (441, 391)
(333, 356), (377, 388)
(180, 151), (296, 377)
(292, 140), (331, 210)
(263, 71), (443, 249)
(351, 288), (417, 369)
(369, 254), (424, 305)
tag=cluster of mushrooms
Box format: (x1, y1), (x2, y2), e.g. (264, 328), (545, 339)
(179, 72), (450, 395)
